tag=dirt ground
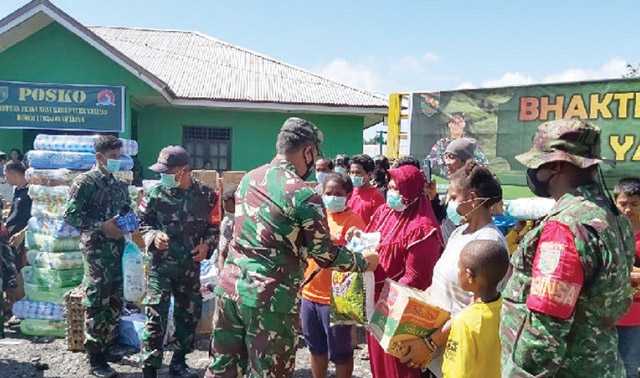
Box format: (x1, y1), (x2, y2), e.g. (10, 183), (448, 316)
(0, 324), (374, 378)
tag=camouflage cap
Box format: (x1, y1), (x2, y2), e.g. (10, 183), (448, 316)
(516, 119), (602, 169)
(149, 145), (190, 173)
(279, 117), (324, 145)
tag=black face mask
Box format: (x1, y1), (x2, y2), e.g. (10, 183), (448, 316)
(301, 151), (315, 181)
(526, 168), (553, 198)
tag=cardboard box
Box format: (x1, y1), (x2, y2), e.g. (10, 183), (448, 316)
(369, 279), (449, 358)
(222, 171), (246, 189)
(191, 170), (219, 191)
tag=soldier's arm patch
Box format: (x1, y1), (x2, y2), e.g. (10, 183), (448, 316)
(526, 221), (584, 320)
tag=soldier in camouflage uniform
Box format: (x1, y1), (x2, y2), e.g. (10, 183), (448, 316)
(139, 146), (217, 378)
(205, 117), (379, 378)
(500, 119), (635, 377)
(64, 136), (131, 378)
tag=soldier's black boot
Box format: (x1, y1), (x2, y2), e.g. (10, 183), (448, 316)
(142, 366), (157, 378)
(88, 353), (117, 378)
(169, 352), (198, 378)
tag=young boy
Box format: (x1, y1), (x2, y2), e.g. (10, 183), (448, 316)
(614, 178), (640, 378)
(301, 173), (366, 378)
(442, 239), (509, 378)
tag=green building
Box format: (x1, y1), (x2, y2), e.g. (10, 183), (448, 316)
(0, 0), (387, 176)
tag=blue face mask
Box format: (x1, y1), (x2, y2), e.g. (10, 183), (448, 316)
(322, 195), (347, 213)
(447, 200), (463, 225)
(335, 166), (347, 175)
(315, 171), (329, 186)
(387, 190), (406, 212)
(351, 175), (365, 188)
(160, 173), (178, 189)
(106, 159), (121, 173)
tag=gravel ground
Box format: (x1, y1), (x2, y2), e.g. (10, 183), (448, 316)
(0, 324), (373, 378)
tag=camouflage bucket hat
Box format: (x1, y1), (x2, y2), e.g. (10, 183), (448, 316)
(516, 119), (602, 169)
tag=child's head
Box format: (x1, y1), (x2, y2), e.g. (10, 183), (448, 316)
(614, 178), (640, 223)
(222, 184), (238, 214)
(458, 240), (509, 296)
(322, 173), (353, 213)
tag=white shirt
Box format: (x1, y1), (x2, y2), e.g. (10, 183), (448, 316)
(430, 223), (506, 316)
(427, 222), (506, 378)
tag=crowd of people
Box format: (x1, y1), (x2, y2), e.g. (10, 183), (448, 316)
(0, 116), (638, 378)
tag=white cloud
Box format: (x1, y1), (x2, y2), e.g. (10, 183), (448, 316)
(542, 57), (627, 83)
(318, 58), (382, 93)
(422, 52), (440, 63)
(482, 72), (534, 88)
(316, 51), (440, 94)
(455, 81), (475, 90)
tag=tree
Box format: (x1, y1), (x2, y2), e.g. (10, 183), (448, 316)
(623, 64), (640, 79)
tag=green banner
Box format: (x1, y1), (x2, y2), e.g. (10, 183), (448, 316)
(0, 80), (124, 132)
(410, 79), (640, 185)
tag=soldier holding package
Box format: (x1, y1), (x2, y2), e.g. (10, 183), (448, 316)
(65, 135), (131, 378)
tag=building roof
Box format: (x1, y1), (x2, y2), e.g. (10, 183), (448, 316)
(0, 0), (387, 121)
(90, 26), (387, 109)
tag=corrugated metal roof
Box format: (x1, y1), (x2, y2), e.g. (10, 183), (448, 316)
(89, 26), (387, 109)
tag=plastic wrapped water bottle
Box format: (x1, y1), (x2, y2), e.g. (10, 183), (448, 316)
(122, 236), (145, 302)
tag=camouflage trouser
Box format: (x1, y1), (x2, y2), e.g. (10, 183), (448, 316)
(141, 255), (201, 369)
(205, 295), (298, 378)
(82, 239), (124, 354)
(1, 241), (19, 338)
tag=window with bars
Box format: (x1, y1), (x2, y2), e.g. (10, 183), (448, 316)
(183, 126), (231, 171)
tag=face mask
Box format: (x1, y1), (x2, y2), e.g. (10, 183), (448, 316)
(106, 159), (121, 173)
(160, 173), (178, 189)
(387, 190), (407, 212)
(351, 175), (365, 188)
(301, 150), (315, 181)
(315, 171), (329, 185)
(526, 168), (553, 198)
(335, 166), (347, 175)
(447, 200), (463, 225)
(322, 195), (347, 213)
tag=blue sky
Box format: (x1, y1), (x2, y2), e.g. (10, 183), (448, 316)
(1, 0), (637, 96)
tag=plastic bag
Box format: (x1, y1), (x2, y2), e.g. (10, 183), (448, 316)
(34, 134), (139, 156)
(329, 232), (380, 326)
(200, 259), (218, 301)
(12, 299), (65, 321)
(122, 238), (145, 302)
(26, 168), (133, 186)
(23, 280), (73, 304)
(26, 230), (81, 252)
(27, 266), (83, 288)
(118, 313), (146, 350)
(27, 250), (83, 270)
(28, 216), (80, 238)
(28, 185), (70, 203)
(27, 150), (134, 171)
(504, 197), (555, 220)
(20, 318), (66, 338)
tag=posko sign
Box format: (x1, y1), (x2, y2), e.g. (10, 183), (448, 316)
(0, 80), (125, 132)
(409, 79), (640, 185)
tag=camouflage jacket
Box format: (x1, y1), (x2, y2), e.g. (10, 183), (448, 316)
(501, 184), (634, 377)
(216, 158), (368, 314)
(138, 180), (217, 261)
(64, 168), (130, 248)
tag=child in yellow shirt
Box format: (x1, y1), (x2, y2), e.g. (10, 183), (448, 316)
(442, 239), (510, 378)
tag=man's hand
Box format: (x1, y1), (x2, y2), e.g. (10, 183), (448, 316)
(154, 232), (170, 252)
(8, 228), (26, 247)
(397, 337), (434, 369)
(425, 180), (437, 200)
(101, 218), (124, 240)
(363, 251), (379, 272)
(191, 239), (209, 262)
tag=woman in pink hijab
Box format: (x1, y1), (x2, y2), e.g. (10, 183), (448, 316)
(366, 164), (443, 378)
